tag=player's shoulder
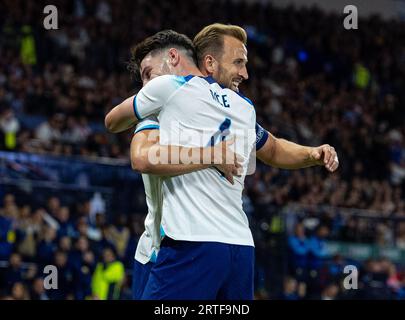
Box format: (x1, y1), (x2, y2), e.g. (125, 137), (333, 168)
(196, 75), (255, 105)
(221, 86), (255, 109)
(143, 74), (187, 88)
(149, 74), (207, 90)
(147, 74), (177, 86)
(233, 90), (254, 107)
(175, 74), (216, 87)
(141, 75), (190, 98)
(201, 77), (254, 107)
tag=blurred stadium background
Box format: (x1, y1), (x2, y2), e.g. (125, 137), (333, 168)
(0, 0), (405, 300)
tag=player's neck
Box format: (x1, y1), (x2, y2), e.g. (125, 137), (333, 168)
(175, 62), (203, 77)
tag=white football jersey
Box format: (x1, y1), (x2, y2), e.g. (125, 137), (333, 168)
(133, 117), (162, 264)
(134, 74), (262, 247)
(133, 120), (269, 264)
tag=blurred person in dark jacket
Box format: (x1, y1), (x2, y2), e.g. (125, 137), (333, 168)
(48, 251), (73, 300)
(55, 206), (76, 238)
(37, 225), (58, 267)
(93, 226), (115, 259)
(327, 254), (346, 282)
(73, 250), (96, 300)
(307, 225), (330, 296)
(279, 276), (301, 300)
(358, 259), (395, 300)
(30, 277), (50, 300)
(288, 222), (309, 282)
(0, 212), (14, 261)
(308, 225), (330, 271)
(69, 236), (90, 272)
(58, 236), (72, 254)
(1, 252), (24, 290)
(339, 216), (358, 242)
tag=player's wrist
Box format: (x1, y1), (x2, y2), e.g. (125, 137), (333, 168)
(307, 147), (318, 165)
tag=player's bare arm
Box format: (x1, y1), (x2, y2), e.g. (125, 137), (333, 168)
(257, 131), (339, 172)
(131, 129), (242, 184)
(105, 95), (136, 133)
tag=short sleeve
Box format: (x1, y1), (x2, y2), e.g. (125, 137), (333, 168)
(134, 116), (160, 134)
(133, 75), (179, 120)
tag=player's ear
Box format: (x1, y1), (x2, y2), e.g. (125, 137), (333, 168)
(167, 48), (180, 67)
(203, 55), (218, 75)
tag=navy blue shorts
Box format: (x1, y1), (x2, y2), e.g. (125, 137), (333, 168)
(132, 259), (154, 300)
(141, 238), (254, 300)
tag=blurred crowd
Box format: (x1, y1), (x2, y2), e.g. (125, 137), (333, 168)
(281, 221), (405, 300)
(1, 192), (404, 300)
(277, 256), (405, 300)
(0, 193), (145, 300)
(0, 0), (405, 299)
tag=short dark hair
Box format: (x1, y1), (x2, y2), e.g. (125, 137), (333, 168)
(128, 30), (196, 80)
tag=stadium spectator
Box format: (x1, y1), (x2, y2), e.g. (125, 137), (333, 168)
(320, 282), (339, 300)
(10, 281), (30, 300)
(91, 247), (125, 300)
(30, 277), (50, 300)
(73, 250), (96, 300)
(48, 251), (74, 300)
(2, 253), (24, 291)
(306, 225), (330, 296)
(36, 225), (57, 267)
(279, 277), (300, 300)
(326, 254), (347, 282)
(288, 222), (309, 281)
(0, 108), (20, 150)
(0, 211), (14, 261)
(35, 114), (65, 146)
(358, 259), (396, 300)
(107, 215), (130, 259)
(56, 207), (76, 239)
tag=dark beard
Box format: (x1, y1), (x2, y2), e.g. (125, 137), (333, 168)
(217, 64), (231, 89)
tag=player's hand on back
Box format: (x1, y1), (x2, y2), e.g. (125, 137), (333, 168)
(309, 144), (339, 172)
(212, 137), (243, 185)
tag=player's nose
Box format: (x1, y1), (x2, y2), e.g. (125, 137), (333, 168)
(239, 66), (248, 80)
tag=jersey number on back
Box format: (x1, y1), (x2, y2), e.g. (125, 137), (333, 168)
(208, 118), (231, 146)
(208, 118), (232, 179)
